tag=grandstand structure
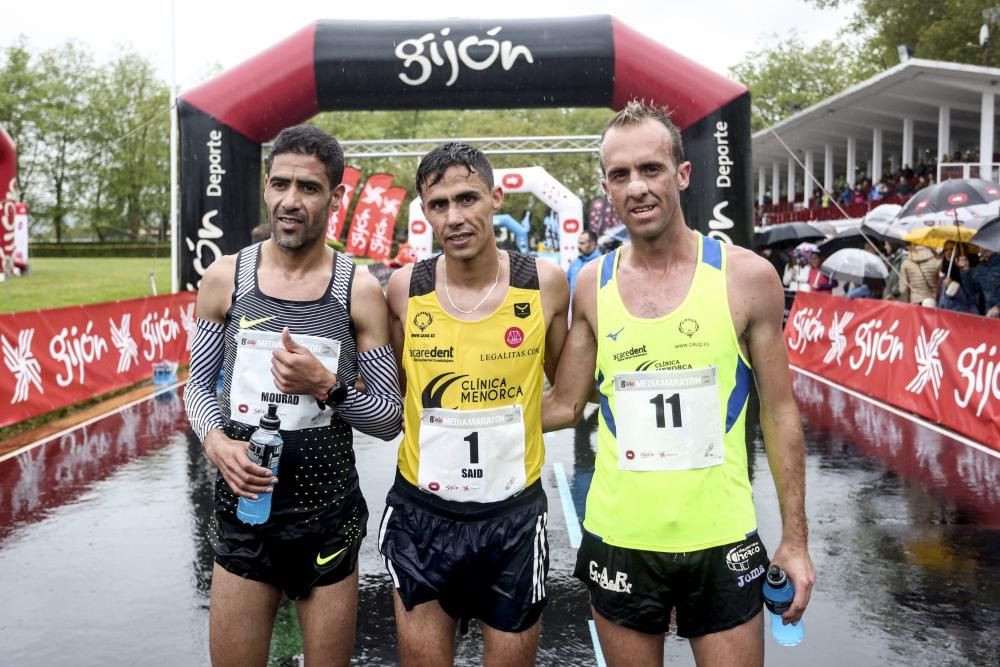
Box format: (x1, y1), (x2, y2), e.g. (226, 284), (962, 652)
(752, 59), (1000, 222)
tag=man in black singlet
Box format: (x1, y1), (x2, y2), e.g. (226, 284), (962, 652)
(183, 125), (402, 667)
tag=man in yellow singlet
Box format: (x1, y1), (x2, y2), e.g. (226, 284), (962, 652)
(544, 100), (815, 666)
(379, 142), (570, 665)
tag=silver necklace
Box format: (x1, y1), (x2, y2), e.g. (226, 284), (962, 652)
(443, 251), (502, 314)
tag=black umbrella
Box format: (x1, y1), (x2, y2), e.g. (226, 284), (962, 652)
(816, 226), (882, 255)
(970, 215), (1000, 252)
(896, 178), (1000, 219)
(755, 222), (826, 249)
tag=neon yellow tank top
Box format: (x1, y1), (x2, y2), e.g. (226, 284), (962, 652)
(586, 233), (756, 551)
(398, 251), (546, 499)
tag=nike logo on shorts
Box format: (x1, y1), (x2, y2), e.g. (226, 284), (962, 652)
(316, 546), (348, 566)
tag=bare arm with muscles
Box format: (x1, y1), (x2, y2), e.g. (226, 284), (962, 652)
(730, 247), (815, 624)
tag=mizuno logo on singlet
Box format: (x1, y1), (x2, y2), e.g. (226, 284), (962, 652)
(607, 327), (625, 342)
(316, 546), (348, 566)
(239, 315), (276, 329)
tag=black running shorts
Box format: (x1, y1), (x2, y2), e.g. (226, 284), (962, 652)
(212, 495), (367, 600)
(378, 473), (549, 633)
(574, 531), (768, 638)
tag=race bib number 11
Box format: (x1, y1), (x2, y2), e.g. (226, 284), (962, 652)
(613, 368), (724, 471)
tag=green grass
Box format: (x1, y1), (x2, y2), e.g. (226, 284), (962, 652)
(0, 257), (172, 313)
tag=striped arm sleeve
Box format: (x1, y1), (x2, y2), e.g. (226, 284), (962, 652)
(336, 344), (402, 441)
(183, 318), (226, 443)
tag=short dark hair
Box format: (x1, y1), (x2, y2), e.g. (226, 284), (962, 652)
(265, 124), (345, 189)
(580, 230), (599, 243)
(600, 99), (685, 169)
(416, 142), (494, 195)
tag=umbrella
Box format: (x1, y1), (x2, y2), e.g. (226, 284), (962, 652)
(863, 203), (902, 225)
(897, 178), (1000, 219)
(817, 226), (882, 255)
(755, 222), (826, 248)
(792, 242), (819, 261)
(860, 220), (908, 245)
(820, 248), (889, 284)
(902, 225), (976, 249)
(969, 215), (1000, 252)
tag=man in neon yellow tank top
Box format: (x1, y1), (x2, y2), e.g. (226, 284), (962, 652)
(544, 101), (815, 666)
(380, 142), (570, 665)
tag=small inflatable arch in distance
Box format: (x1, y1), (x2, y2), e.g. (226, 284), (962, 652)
(408, 166), (583, 267)
(177, 15), (751, 290)
(493, 212), (531, 255)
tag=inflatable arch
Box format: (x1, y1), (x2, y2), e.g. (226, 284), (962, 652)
(407, 166), (583, 267)
(177, 16), (751, 290)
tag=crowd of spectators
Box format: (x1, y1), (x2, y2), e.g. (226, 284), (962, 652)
(770, 240), (1000, 319)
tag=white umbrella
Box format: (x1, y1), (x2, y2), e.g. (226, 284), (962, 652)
(820, 248), (889, 284)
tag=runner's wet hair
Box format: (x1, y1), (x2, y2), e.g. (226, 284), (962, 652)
(265, 124), (345, 189)
(601, 99), (685, 169)
(416, 142), (494, 195)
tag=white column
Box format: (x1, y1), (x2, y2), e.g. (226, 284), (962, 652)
(902, 116), (914, 169)
(803, 150), (815, 207)
(758, 167), (766, 208)
(872, 128), (883, 183)
(981, 91), (995, 181)
(824, 143), (834, 193)
(846, 137), (857, 186)
(772, 160), (781, 205)
(936, 106), (951, 162)
(787, 156), (796, 204)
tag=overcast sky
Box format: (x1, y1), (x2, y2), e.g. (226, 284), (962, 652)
(4, 0), (841, 91)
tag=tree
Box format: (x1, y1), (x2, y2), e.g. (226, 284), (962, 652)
(807, 0), (997, 67)
(729, 33), (880, 132)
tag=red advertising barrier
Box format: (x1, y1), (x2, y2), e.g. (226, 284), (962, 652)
(0, 293), (196, 429)
(784, 292), (1000, 449)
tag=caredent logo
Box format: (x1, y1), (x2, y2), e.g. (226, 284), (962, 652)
(395, 26), (534, 87)
(612, 344), (647, 363)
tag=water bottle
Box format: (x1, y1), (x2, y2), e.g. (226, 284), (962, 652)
(236, 404), (283, 525)
(762, 564), (804, 646)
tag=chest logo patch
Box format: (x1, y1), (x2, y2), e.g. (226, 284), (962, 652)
(513, 302), (531, 318)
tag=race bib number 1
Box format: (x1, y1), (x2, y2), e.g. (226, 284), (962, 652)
(417, 405), (526, 502)
(613, 368), (724, 471)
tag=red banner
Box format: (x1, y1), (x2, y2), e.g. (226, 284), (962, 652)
(366, 186), (407, 261)
(326, 166), (361, 242)
(345, 173), (394, 256)
(0, 293), (196, 428)
(784, 292), (1000, 449)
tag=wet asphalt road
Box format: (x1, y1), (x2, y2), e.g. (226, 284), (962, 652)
(1, 372), (998, 666)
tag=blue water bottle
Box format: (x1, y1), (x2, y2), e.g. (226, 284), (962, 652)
(236, 404), (282, 525)
(762, 564), (804, 646)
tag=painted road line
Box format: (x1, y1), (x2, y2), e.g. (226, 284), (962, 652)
(791, 366), (999, 461)
(554, 462), (603, 664)
(0, 381), (186, 464)
(553, 462), (581, 549)
(588, 620), (607, 667)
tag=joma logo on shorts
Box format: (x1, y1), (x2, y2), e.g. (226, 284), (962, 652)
(589, 561), (632, 593)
